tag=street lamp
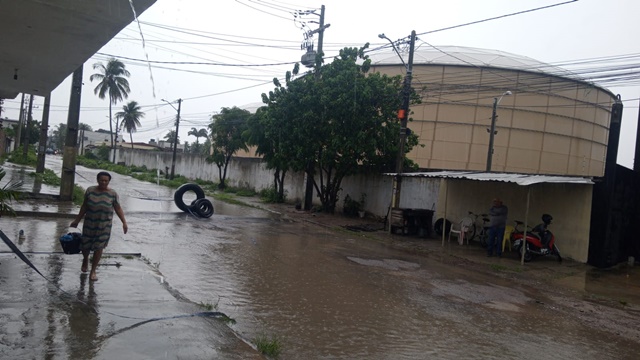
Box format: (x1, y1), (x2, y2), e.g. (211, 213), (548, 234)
(161, 98), (182, 180)
(486, 91), (512, 172)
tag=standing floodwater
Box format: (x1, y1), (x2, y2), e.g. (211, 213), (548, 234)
(1, 158), (639, 359)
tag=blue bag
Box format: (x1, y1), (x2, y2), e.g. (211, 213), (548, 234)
(59, 232), (82, 254)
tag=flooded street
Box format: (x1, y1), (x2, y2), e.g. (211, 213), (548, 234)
(1, 159), (640, 359)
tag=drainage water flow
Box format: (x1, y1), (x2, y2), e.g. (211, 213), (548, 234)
(128, 0), (156, 99)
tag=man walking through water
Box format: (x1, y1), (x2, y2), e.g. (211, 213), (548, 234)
(487, 198), (508, 257)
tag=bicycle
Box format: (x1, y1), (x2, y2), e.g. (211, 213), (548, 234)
(459, 211), (489, 247)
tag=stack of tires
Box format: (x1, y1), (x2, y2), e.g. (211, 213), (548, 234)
(174, 183), (214, 218)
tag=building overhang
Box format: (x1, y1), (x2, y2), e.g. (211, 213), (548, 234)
(0, 0), (156, 99)
(385, 171), (594, 186)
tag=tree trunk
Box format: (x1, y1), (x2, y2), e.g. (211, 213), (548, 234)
(108, 103), (114, 149)
(277, 169), (286, 203)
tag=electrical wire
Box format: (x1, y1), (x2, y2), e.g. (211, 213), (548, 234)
(234, 0), (294, 21)
(416, 0), (579, 37)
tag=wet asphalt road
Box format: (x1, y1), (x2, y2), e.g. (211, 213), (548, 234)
(1, 158), (640, 359)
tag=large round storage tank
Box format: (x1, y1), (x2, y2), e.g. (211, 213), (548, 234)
(368, 46), (616, 177)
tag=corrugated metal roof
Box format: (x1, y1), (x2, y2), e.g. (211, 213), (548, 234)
(385, 171), (594, 186)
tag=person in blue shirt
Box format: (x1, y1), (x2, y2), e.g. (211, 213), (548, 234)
(487, 198), (508, 257)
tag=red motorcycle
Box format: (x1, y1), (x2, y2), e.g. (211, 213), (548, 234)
(511, 214), (562, 262)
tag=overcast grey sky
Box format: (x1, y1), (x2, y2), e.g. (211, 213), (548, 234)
(3, 0), (640, 168)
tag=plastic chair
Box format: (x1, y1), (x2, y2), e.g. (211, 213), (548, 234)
(449, 218), (473, 245)
(502, 225), (515, 252)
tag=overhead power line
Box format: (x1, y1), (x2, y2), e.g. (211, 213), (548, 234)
(416, 0), (579, 37)
(96, 52), (297, 67)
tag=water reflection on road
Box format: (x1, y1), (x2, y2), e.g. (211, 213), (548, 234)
(129, 211), (638, 359)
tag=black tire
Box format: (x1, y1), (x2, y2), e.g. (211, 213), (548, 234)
(466, 223), (477, 243)
(479, 229), (488, 248)
(190, 198), (214, 218)
(520, 245), (533, 262)
(174, 183), (205, 212)
(434, 218), (452, 236)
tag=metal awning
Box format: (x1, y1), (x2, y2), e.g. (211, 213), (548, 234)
(385, 171), (594, 186)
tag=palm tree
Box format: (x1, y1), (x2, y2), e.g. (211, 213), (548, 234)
(188, 127), (208, 154)
(90, 58), (131, 162)
(116, 101), (145, 150)
(188, 127), (208, 144)
(163, 130), (179, 149)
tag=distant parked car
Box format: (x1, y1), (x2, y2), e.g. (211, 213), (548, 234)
(45, 148), (55, 154)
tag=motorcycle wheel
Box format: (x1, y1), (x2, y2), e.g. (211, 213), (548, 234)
(479, 230), (488, 248)
(520, 245), (533, 262)
(552, 244), (562, 263)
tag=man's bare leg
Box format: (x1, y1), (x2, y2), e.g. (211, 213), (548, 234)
(89, 249), (103, 281)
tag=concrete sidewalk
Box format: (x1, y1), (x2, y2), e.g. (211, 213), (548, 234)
(0, 212), (262, 359)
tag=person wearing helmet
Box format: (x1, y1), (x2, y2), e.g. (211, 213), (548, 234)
(533, 214), (553, 252)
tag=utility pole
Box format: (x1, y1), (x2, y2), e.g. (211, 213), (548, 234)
(170, 99), (182, 180)
(15, 93), (25, 149)
(22, 94), (34, 159)
(36, 94), (51, 173)
(485, 90), (511, 172)
(303, 4), (329, 211)
(391, 30), (416, 209)
(60, 65), (83, 201)
(486, 98), (499, 172)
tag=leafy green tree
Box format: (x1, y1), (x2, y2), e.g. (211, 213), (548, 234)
(200, 137), (212, 156)
(25, 119), (41, 145)
(115, 101), (144, 149)
(51, 123), (67, 151)
(90, 58), (131, 161)
(256, 45), (419, 212)
(207, 106), (250, 189)
(245, 105), (291, 202)
(78, 123), (93, 131)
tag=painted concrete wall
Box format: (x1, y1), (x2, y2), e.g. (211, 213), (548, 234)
(433, 178), (592, 262)
(117, 149), (306, 200)
(117, 148), (397, 216)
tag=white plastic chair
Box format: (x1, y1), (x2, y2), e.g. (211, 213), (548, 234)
(449, 217), (473, 245)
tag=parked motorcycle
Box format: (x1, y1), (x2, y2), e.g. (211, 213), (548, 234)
(511, 214), (562, 262)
